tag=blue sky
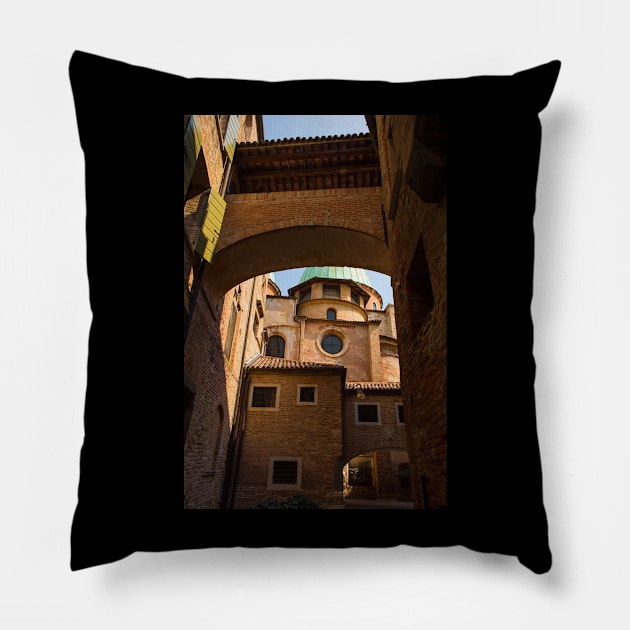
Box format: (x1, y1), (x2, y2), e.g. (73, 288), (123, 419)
(262, 115), (368, 141)
(260, 115), (393, 306)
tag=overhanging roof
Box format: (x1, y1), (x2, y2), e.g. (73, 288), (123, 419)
(230, 133), (381, 194)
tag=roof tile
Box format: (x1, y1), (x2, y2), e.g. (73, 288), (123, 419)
(248, 356), (344, 371)
(345, 381), (401, 391)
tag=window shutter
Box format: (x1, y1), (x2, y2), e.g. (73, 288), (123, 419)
(194, 188), (227, 263)
(223, 115), (240, 161)
(184, 115), (202, 197)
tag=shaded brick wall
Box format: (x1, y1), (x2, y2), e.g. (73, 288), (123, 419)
(232, 370), (345, 509)
(184, 280), (230, 508)
(220, 275), (269, 431)
(184, 115), (265, 509)
(378, 115), (448, 509)
(342, 392), (406, 462)
(219, 188), (385, 253)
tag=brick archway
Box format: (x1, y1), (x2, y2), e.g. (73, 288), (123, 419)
(204, 225), (391, 307)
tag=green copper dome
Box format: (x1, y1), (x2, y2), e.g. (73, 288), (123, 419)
(299, 266), (372, 287)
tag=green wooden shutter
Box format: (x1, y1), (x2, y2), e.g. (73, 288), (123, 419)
(194, 188), (227, 263)
(184, 115), (202, 198)
(223, 115), (240, 162)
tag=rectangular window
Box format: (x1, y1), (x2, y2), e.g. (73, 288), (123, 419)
(323, 284), (340, 299)
(356, 403), (380, 424)
(299, 288), (311, 303)
(396, 403), (405, 424)
(250, 386), (278, 409)
(350, 290), (360, 305)
(272, 460), (298, 484)
(268, 457), (302, 489)
(297, 385), (317, 404)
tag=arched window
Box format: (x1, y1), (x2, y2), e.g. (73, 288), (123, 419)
(266, 335), (285, 358)
(326, 309), (336, 321)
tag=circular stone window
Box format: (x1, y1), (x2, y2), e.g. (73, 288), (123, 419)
(321, 334), (343, 355)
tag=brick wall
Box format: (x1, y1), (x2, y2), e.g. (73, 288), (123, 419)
(342, 391), (406, 461)
(232, 369), (345, 509)
(183, 283), (230, 508)
(342, 392), (409, 501)
(379, 343), (400, 383)
(219, 188), (385, 253)
(300, 320), (371, 382)
(184, 115), (267, 509)
(377, 115), (448, 509)
(297, 298), (366, 322)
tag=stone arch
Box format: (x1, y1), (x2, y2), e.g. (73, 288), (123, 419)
(203, 226), (391, 307)
(342, 447), (411, 502)
(343, 444), (409, 465)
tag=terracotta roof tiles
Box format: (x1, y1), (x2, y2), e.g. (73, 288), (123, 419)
(345, 381), (401, 391)
(247, 356), (345, 371)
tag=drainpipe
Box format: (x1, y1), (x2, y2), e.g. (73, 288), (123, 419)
(220, 277), (258, 509)
(220, 368), (252, 509)
(294, 315), (306, 360)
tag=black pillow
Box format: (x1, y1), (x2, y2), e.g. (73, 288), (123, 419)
(69, 50), (560, 573)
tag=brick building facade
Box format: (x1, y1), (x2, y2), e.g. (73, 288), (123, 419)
(226, 267), (408, 509)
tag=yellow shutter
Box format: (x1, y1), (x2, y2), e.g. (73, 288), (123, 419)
(194, 188), (227, 263)
(184, 115), (202, 198)
(223, 115), (240, 162)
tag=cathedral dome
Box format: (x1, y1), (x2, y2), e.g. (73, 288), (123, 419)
(299, 266), (371, 287)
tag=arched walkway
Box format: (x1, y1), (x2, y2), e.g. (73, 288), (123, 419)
(204, 226), (391, 306)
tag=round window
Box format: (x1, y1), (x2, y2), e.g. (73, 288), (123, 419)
(321, 334), (343, 355)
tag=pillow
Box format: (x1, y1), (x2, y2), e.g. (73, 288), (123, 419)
(69, 50), (560, 574)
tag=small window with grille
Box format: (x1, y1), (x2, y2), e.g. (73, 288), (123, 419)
(268, 457), (302, 488)
(266, 335), (285, 358)
(250, 385), (279, 410)
(297, 385), (317, 405)
(355, 403), (381, 424)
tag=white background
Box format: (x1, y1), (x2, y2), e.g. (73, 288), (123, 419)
(1, 1), (626, 628)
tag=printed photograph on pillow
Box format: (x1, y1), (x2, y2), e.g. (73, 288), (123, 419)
(183, 114), (447, 512)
